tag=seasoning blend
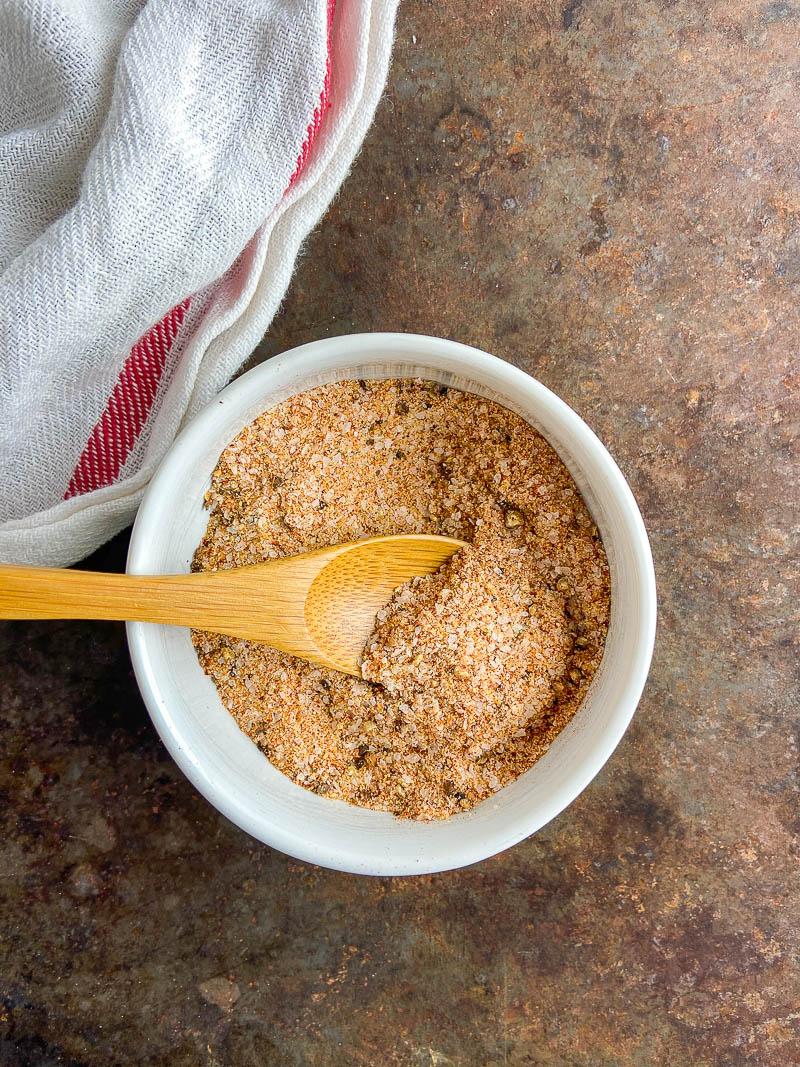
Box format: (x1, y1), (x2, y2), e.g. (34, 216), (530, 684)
(192, 380), (610, 819)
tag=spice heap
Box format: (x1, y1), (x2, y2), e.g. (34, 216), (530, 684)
(192, 379), (610, 819)
(361, 536), (573, 758)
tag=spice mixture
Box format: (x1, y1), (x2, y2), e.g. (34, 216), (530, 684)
(191, 379), (610, 819)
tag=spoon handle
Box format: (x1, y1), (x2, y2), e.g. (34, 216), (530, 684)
(0, 562), (319, 654)
(0, 563), (227, 625)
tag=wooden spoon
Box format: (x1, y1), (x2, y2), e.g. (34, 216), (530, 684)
(0, 534), (465, 677)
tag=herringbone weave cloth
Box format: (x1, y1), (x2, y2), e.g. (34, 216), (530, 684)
(0, 0), (398, 565)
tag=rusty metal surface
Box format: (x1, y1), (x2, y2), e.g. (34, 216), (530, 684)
(2, 1), (799, 1063)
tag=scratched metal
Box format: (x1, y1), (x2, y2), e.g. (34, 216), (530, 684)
(2, 2), (799, 1064)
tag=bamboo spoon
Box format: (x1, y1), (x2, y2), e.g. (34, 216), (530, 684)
(0, 534), (466, 677)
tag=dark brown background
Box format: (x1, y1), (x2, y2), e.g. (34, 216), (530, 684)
(2, 1), (799, 1064)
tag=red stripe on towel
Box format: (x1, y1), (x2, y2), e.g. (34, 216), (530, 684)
(64, 299), (190, 498)
(289, 0), (336, 185)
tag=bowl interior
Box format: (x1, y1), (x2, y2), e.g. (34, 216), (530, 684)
(127, 334), (655, 875)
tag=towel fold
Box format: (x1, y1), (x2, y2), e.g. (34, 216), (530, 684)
(0, 0), (398, 565)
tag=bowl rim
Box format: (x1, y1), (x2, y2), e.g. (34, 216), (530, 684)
(127, 332), (657, 873)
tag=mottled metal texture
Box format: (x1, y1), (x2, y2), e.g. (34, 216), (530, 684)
(1, 1), (799, 1064)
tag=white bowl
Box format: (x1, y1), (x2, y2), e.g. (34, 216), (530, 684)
(127, 333), (656, 875)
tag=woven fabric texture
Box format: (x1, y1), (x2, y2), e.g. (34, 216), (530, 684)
(0, 0), (398, 565)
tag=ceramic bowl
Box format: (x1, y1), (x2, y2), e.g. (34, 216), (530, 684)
(127, 333), (656, 875)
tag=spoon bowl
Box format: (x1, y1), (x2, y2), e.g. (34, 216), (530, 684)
(303, 535), (466, 673)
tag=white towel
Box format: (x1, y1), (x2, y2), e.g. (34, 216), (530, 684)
(0, 0), (398, 566)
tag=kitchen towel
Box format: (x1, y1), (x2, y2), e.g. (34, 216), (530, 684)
(0, 0), (398, 566)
